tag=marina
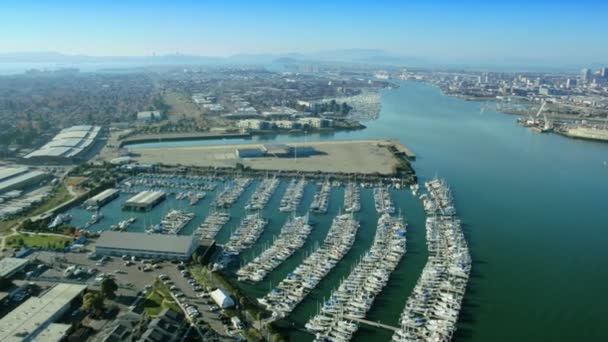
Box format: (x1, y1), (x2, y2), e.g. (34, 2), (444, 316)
(215, 178), (253, 208)
(259, 213), (360, 318)
(195, 211), (231, 240)
(305, 213), (407, 341)
(279, 177), (307, 212)
(310, 180), (331, 213)
(343, 183), (361, 213)
(374, 186), (395, 214)
(245, 176), (280, 211)
(236, 214), (313, 283)
(146, 209), (195, 235)
(219, 212), (268, 258)
(392, 178), (470, 342)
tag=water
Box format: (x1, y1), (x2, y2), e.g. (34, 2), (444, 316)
(120, 81), (608, 341)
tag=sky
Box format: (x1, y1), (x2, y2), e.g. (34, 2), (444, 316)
(1, 0), (608, 64)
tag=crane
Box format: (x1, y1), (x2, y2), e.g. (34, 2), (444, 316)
(534, 100), (553, 132)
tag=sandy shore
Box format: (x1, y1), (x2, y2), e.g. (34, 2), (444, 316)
(128, 139), (408, 175)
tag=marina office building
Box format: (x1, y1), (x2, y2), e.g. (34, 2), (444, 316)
(94, 231), (199, 261)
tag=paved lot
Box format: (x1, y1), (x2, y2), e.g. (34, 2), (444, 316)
(28, 250), (237, 340)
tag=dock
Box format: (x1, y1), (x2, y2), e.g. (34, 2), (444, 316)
(122, 190), (166, 211)
(384, 139), (416, 160)
(343, 315), (399, 332)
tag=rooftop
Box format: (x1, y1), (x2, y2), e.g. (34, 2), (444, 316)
(95, 231), (197, 255)
(124, 191), (165, 205)
(0, 258), (29, 279)
(0, 283), (87, 341)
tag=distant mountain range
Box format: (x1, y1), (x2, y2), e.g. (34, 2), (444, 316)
(0, 50), (595, 72)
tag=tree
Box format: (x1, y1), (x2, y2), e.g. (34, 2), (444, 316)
(101, 278), (118, 300)
(82, 292), (104, 313)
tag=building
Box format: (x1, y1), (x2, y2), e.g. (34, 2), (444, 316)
(0, 283), (86, 342)
(209, 288), (235, 309)
(137, 111), (163, 122)
(0, 258), (29, 280)
(122, 191), (166, 211)
(0, 167), (49, 195)
(236, 119), (270, 130)
(262, 143), (292, 156)
(566, 78), (576, 89)
(94, 231), (199, 261)
(83, 188), (119, 208)
(298, 117), (333, 128)
(23, 125), (101, 163)
(235, 148), (265, 158)
(581, 68), (592, 84)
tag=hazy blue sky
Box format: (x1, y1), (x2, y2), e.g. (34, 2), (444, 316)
(2, 0), (607, 63)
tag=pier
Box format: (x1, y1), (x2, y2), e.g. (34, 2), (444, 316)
(343, 316), (399, 332)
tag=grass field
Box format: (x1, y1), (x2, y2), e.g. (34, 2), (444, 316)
(143, 280), (181, 316)
(163, 91), (203, 121)
(6, 233), (72, 249)
(29, 184), (74, 216)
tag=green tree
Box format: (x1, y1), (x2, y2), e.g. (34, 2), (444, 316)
(101, 278), (118, 299)
(82, 292), (104, 313)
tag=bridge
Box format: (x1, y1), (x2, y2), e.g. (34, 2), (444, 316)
(343, 315), (399, 332)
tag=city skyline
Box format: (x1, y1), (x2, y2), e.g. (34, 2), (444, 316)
(2, 0), (608, 65)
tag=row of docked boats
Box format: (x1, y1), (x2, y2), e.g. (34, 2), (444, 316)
(195, 211), (230, 240)
(236, 214), (313, 283)
(146, 209), (195, 234)
(215, 178), (252, 208)
(222, 213), (268, 256)
(123, 174), (218, 191)
(245, 177), (280, 211)
(306, 213), (407, 341)
(392, 178), (471, 342)
(109, 217), (136, 231)
(374, 186), (396, 214)
(343, 183), (361, 213)
(310, 180), (331, 213)
(279, 177), (306, 212)
(258, 213), (360, 318)
(175, 191), (206, 206)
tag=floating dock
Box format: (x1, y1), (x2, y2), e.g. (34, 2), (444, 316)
(122, 190), (166, 211)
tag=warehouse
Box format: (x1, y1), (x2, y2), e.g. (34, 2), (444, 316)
(122, 190), (166, 211)
(23, 125), (101, 164)
(0, 167), (49, 195)
(0, 283), (86, 341)
(83, 188), (120, 208)
(235, 147), (265, 158)
(0, 258), (30, 280)
(94, 231), (199, 261)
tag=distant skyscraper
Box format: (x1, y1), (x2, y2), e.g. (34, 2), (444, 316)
(581, 68), (592, 83)
(566, 78), (576, 88)
(601, 67), (608, 79)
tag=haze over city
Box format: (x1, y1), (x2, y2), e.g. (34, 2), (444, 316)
(2, 0), (608, 66)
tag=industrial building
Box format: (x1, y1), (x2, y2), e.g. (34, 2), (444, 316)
(122, 190), (166, 211)
(0, 166), (49, 195)
(235, 147), (266, 158)
(0, 258), (29, 280)
(137, 110), (164, 122)
(23, 125), (102, 163)
(84, 188), (120, 208)
(0, 283), (87, 341)
(94, 231), (199, 261)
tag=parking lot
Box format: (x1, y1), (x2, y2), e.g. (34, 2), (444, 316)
(29, 249), (240, 340)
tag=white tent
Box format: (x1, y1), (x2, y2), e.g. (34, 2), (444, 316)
(210, 288), (235, 309)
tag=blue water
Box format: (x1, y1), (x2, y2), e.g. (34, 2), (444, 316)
(129, 81), (608, 341)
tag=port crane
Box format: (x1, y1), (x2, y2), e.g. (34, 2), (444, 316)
(534, 100), (553, 132)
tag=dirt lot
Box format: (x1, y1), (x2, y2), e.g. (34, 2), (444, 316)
(130, 139), (405, 175)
